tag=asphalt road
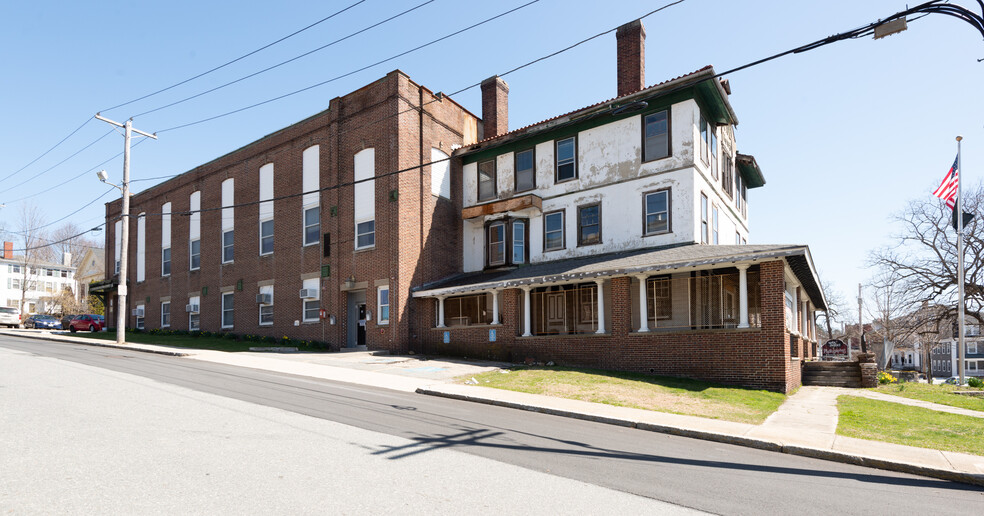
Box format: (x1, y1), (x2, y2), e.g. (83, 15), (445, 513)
(2, 335), (981, 515)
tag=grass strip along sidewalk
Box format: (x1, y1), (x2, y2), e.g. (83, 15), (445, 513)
(461, 367), (786, 424)
(869, 382), (984, 412)
(71, 330), (328, 353)
(837, 396), (984, 456)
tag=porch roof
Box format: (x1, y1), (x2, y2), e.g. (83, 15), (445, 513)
(412, 243), (827, 310)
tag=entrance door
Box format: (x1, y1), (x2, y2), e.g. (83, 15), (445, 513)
(545, 292), (566, 334)
(357, 303), (367, 346)
(346, 290), (367, 348)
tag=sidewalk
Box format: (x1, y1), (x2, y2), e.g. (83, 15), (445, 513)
(3, 328), (983, 487)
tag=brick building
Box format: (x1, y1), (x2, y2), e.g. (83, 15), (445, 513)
(105, 19), (826, 392)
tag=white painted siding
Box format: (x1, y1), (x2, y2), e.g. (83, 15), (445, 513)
(302, 145), (320, 208)
(136, 213), (145, 282)
(354, 148), (375, 223)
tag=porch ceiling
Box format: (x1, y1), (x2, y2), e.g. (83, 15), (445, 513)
(412, 243), (827, 310)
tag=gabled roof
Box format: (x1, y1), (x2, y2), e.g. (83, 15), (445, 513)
(457, 66), (736, 159)
(413, 243), (826, 310)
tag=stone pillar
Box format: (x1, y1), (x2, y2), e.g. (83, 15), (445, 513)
(491, 289), (500, 325)
(636, 274), (649, 332)
(595, 279), (606, 334)
(521, 286), (532, 337)
(737, 264), (750, 328)
(436, 296), (446, 328)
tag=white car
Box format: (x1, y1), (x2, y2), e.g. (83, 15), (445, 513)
(0, 306), (21, 328)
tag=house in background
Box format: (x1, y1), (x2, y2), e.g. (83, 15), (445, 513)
(75, 248), (105, 302)
(1, 241), (78, 315)
(932, 319), (984, 378)
(105, 19), (827, 392)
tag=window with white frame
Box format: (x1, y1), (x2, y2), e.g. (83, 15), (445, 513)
(302, 278), (319, 322)
(189, 296), (200, 331)
(259, 163), (274, 255)
(709, 127), (718, 179)
(190, 239), (201, 270)
(162, 248), (171, 276)
(712, 205), (719, 245)
(303, 207), (319, 247)
(544, 210), (565, 251)
(512, 220), (526, 264)
(222, 230), (234, 263)
(699, 115), (709, 164)
(555, 137), (577, 182)
(190, 191), (201, 270)
(478, 160), (496, 201)
(135, 304), (145, 330)
(259, 285), (273, 326)
(700, 193), (709, 244)
(161, 302), (170, 328)
(162, 201), (171, 277)
(354, 148), (375, 250)
(487, 221), (505, 267)
(644, 189), (669, 235)
(221, 178), (234, 264)
(643, 110), (669, 162)
(356, 221), (375, 249)
(221, 292), (234, 329)
(260, 220), (274, 255)
(970, 342), (979, 354)
(378, 286), (390, 325)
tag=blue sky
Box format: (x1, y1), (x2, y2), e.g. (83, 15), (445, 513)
(2, 0), (983, 321)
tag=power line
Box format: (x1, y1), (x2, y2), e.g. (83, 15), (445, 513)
(157, 0), (542, 133)
(4, 187), (117, 236)
(1, 129), (115, 197)
(132, 1), (436, 118)
(0, 117), (93, 184)
(100, 0), (368, 113)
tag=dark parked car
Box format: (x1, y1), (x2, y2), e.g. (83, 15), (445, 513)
(68, 314), (104, 333)
(24, 314), (62, 330)
(61, 314), (78, 329)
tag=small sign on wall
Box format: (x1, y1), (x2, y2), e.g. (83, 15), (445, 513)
(443, 331), (450, 344)
(489, 328), (496, 342)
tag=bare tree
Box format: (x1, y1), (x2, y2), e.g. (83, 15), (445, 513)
(815, 273), (849, 342)
(868, 183), (984, 339)
(15, 205), (51, 315)
(50, 222), (100, 269)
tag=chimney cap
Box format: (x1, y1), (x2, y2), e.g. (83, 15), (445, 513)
(480, 75), (509, 92)
(616, 19), (646, 38)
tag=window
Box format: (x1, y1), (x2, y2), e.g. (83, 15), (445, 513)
(555, 137), (577, 182)
(643, 110), (669, 161)
(712, 205), (719, 245)
(135, 305), (145, 330)
(356, 220), (375, 249)
(512, 220), (526, 264)
(302, 278), (319, 322)
(444, 294), (493, 326)
(161, 302), (170, 328)
(222, 230), (234, 263)
(740, 181), (747, 218)
(641, 190), (670, 236)
(515, 149), (535, 192)
(700, 194), (709, 244)
(970, 342), (979, 354)
(190, 239), (201, 270)
(260, 220), (274, 255)
(259, 286), (273, 326)
(736, 232), (741, 245)
(544, 211), (565, 251)
(488, 221), (506, 266)
(378, 286), (390, 325)
(478, 160), (496, 201)
(646, 276), (672, 322)
(304, 207), (320, 246)
(577, 204), (601, 246)
(161, 247), (171, 276)
(722, 155), (734, 198)
(699, 116), (709, 164)
(221, 293), (234, 329)
(710, 129), (718, 179)
(529, 283), (598, 335)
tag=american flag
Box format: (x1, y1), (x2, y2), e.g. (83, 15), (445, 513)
(932, 156), (960, 209)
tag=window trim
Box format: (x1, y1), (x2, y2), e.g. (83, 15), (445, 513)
(221, 292), (234, 329)
(189, 239), (201, 271)
(555, 136), (578, 183)
(222, 229), (234, 264)
(512, 220), (527, 265)
(487, 220), (506, 267)
(700, 193), (709, 244)
(161, 301), (170, 328)
(161, 247), (171, 277)
(712, 204), (719, 245)
(641, 109), (671, 163)
(377, 286), (390, 326)
(577, 203), (602, 247)
(355, 219), (375, 250)
(135, 304), (145, 330)
(259, 218), (274, 256)
(258, 288), (273, 326)
(303, 206), (320, 247)
(514, 148), (536, 193)
(543, 210), (566, 252)
(302, 299), (320, 323)
(477, 159), (497, 202)
(699, 115), (709, 165)
(642, 188), (672, 236)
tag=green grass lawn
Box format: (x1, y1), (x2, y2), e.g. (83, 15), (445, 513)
(460, 367), (786, 424)
(70, 330), (309, 353)
(837, 396), (984, 456)
(870, 382), (984, 412)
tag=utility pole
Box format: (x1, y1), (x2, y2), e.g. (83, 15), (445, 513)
(94, 114), (156, 345)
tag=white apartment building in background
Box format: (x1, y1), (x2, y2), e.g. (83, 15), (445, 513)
(0, 248), (78, 315)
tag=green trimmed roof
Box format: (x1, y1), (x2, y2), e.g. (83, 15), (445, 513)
(736, 153), (766, 188)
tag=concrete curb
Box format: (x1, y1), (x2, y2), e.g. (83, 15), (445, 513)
(2, 331), (190, 357)
(416, 387), (984, 488)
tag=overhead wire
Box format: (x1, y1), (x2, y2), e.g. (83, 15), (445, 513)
(0, 117), (93, 184)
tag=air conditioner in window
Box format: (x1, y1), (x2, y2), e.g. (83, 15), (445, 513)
(299, 288), (318, 299)
(131, 307), (144, 317)
(256, 293), (272, 305)
(185, 304), (200, 313)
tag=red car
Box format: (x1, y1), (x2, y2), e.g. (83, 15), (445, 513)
(68, 314), (104, 333)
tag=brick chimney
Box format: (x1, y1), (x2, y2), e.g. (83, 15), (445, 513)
(2, 241), (11, 259)
(616, 20), (646, 97)
(480, 76), (509, 140)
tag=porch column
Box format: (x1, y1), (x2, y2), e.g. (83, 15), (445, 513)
(636, 274), (649, 332)
(737, 264), (750, 328)
(491, 289), (500, 325)
(595, 279), (606, 334)
(521, 286), (532, 337)
(436, 296), (446, 328)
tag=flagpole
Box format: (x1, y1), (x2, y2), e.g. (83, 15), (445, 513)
(957, 135), (966, 386)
